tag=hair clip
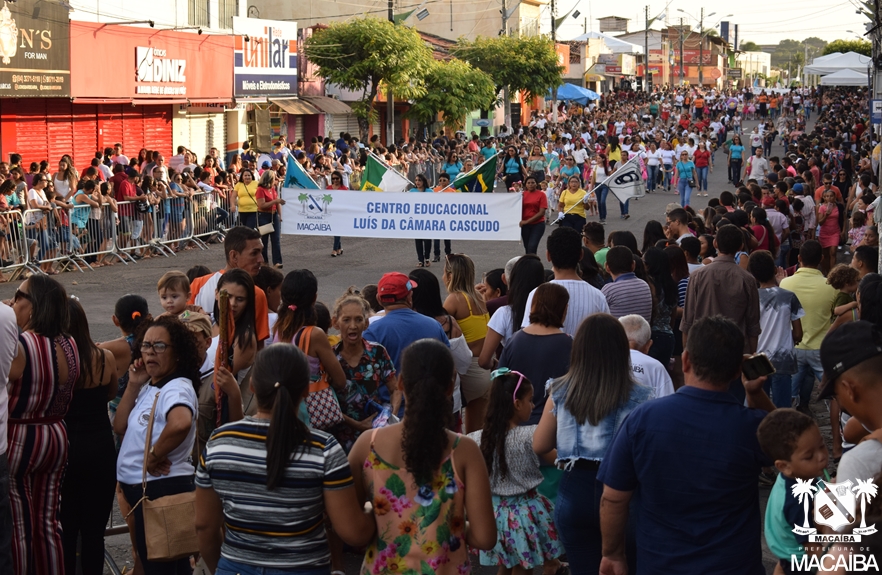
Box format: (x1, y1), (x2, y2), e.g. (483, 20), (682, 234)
(288, 304), (297, 312)
(274, 382), (280, 388)
(132, 311), (142, 319)
(70, 295), (79, 302)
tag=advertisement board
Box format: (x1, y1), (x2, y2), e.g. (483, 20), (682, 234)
(233, 17), (297, 97)
(0, 0), (70, 97)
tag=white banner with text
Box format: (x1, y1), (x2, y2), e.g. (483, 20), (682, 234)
(279, 189), (522, 241)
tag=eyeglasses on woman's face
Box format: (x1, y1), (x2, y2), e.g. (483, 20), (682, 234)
(140, 341), (170, 354)
(13, 289), (31, 304)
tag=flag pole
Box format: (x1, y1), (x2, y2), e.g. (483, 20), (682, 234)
(554, 156), (642, 223)
(437, 151), (502, 193)
(368, 149), (416, 188)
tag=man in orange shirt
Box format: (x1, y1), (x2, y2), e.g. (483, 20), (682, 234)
(813, 174), (844, 204)
(189, 226), (271, 345)
(693, 95), (706, 120)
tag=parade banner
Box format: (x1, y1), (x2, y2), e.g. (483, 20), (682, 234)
(279, 188), (521, 240)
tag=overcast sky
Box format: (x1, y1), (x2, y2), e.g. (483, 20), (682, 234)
(546, 0), (870, 45)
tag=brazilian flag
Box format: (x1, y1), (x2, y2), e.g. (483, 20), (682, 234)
(451, 154), (498, 193)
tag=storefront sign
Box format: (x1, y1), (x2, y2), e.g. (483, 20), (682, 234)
(233, 17), (297, 97)
(0, 0), (70, 97)
(70, 21), (233, 101)
(279, 189), (522, 241)
(727, 68), (743, 79)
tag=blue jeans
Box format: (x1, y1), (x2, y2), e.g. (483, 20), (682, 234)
(729, 158), (742, 184)
(764, 371), (794, 408)
(557, 466), (636, 575)
(776, 241), (791, 268)
(792, 348), (823, 407)
(696, 166), (709, 191)
(216, 557), (331, 575)
(258, 212), (282, 265)
(677, 178), (693, 207)
(239, 211), (258, 230)
(521, 222), (545, 255)
(663, 164), (673, 189)
(647, 165), (659, 191)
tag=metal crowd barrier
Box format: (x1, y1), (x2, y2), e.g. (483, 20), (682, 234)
(191, 191), (232, 247)
(0, 210), (39, 279)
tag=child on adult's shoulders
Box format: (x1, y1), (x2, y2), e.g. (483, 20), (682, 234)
(757, 409), (829, 574)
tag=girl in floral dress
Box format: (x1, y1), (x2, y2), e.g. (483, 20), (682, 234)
(468, 369), (565, 575)
(348, 339), (497, 575)
(332, 288), (398, 453)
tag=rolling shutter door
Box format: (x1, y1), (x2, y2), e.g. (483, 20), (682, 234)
(371, 119), (381, 139)
(142, 106), (172, 156)
(183, 113), (225, 160)
(98, 105), (125, 152)
(72, 105), (98, 170)
(330, 114), (359, 137)
(122, 108), (143, 156)
(14, 100), (49, 166)
(46, 100), (74, 165)
(292, 115), (303, 143)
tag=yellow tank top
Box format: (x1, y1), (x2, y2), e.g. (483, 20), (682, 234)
(457, 294), (489, 343)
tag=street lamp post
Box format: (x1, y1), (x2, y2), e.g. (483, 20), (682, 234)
(679, 17), (685, 84)
(677, 8), (731, 87)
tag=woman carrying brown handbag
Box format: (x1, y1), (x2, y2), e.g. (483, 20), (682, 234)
(114, 316), (202, 575)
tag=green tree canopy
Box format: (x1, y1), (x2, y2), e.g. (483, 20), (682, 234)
(452, 35), (563, 103)
(823, 39), (872, 56)
(406, 58), (497, 130)
(739, 40), (760, 52)
(304, 17), (434, 141)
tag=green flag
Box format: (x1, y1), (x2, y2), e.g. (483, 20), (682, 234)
(361, 154), (410, 192)
(451, 154), (498, 193)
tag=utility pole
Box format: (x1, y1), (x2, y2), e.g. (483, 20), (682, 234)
(679, 17), (684, 84)
(551, 0), (558, 123)
(386, 0), (395, 146)
(644, 5), (650, 92)
(698, 7), (704, 86)
(502, 0), (511, 130)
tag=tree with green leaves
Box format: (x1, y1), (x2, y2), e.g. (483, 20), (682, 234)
(452, 35), (562, 132)
(823, 39), (872, 56)
(304, 18), (434, 142)
(739, 41), (760, 52)
(406, 58), (497, 131)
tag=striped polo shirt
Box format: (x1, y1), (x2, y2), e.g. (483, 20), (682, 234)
(601, 273), (653, 323)
(196, 417), (353, 568)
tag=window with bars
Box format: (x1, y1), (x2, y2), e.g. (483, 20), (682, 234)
(188, 0), (209, 27)
(218, 0), (236, 29)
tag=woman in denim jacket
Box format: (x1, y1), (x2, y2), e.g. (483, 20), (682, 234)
(533, 314), (653, 574)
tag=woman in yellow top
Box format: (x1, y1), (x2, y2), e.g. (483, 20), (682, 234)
(442, 253), (491, 433)
(606, 135), (623, 167)
(557, 175), (587, 232)
(234, 169), (259, 230)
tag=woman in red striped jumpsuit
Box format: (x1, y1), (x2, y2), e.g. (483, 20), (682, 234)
(8, 275), (79, 574)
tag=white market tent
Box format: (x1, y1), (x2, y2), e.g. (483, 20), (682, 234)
(569, 31), (644, 54)
(804, 51), (872, 75)
(809, 52), (842, 64)
(820, 68), (869, 86)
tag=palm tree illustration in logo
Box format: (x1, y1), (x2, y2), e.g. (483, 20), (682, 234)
(321, 194), (333, 216)
(853, 479), (878, 534)
(298, 193), (309, 215)
(791, 478), (818, 534)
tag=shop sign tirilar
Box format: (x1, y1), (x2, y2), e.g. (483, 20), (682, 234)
(233, 17), (297, 97)
(0, 0), (70, 97)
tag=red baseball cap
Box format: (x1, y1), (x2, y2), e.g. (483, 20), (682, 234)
(377, 272), (418, 303)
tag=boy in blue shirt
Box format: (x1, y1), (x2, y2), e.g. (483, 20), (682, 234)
(757, 408), (829, 573)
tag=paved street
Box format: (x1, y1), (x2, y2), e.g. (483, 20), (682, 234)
(11, 120), (799, 575)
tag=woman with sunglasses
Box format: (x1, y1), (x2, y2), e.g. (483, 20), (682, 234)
(503, 146), (527, 190)
(114, 316), (202, 575)
(8, 276), (80, 575)
(328, 170), (347, 257)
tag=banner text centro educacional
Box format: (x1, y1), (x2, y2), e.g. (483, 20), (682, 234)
(279, 189), (522, 241)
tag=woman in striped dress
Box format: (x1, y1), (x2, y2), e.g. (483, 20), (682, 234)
(8, 275), (80, 575)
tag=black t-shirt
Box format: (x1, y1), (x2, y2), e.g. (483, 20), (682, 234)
(497, 331), (573, 424)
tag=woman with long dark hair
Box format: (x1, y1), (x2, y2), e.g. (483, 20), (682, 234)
(643, 247), (679, 367)
(349, 339), (497, 573)
(749, 207), (778, 257)
(409, 174), (433, 267)
(642, 220), (667, 254)
(195, 344), (375, 573)
(503, 146), (527, 190)
(61, 298), (118, 575)
(533, 314), (651, 574)
(479, 255), (546, 369)
(212, 269), (257, 380)
(8, 276), (80, 575)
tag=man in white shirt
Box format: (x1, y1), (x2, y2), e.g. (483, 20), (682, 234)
(522, 227), (609, 336)
(0, 303), (18, 571)
(111, 143), (130, 166)
(746, 148), (770, 186)
(168, 146), (187, 173)
(620, 314), (675, 399)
